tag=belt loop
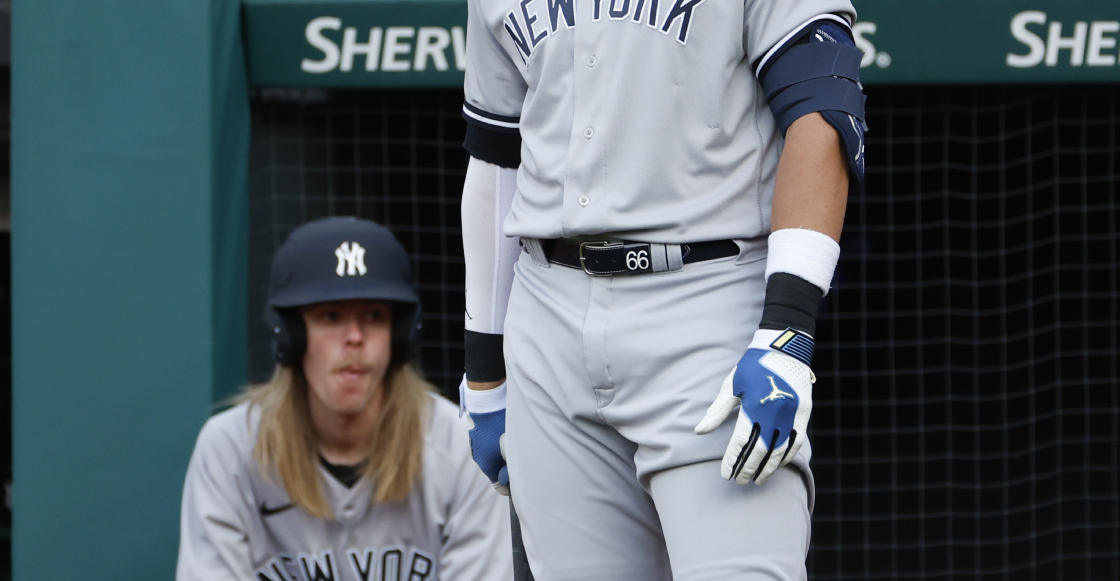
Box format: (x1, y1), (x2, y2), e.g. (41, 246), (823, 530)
(667, 244), (684, 271)
(649, 243), (683, 273)
(522, 238), (550, 267)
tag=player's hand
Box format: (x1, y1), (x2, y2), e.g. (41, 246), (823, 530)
(694, 328), (815, 485)
(460, 376), (510, 495)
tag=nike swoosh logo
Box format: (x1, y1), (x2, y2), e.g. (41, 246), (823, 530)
(259, 502), (294, 517)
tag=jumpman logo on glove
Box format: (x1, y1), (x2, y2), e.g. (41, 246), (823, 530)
(760, 377), (794, 404)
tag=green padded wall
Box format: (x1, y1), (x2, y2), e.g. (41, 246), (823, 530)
(10, 0), (249, 577)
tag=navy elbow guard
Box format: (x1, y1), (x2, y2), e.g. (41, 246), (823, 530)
(759, 19), (867, 192)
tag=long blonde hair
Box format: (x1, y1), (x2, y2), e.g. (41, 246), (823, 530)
(239, 363), (432, 519)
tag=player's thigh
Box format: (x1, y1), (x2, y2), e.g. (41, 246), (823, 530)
(504, 258), (673, 581)
(650, 461), (811, 581)
(507, 406), (672, 581)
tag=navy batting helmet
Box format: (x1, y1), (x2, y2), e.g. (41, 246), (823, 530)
(266, 216), (422, 367)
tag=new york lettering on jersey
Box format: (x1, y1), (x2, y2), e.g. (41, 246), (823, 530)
(254, 547), (435, 581)
(502, 0), (708, 62)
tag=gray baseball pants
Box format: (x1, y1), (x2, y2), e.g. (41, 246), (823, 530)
(504, 239), (815, 581)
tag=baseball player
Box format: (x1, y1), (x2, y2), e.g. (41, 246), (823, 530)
(177, 217), (514, 581)
(457, 0), (866, 578)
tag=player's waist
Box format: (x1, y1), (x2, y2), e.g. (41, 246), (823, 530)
(502, 185), (775, 245)
(523, 237), (741, 276)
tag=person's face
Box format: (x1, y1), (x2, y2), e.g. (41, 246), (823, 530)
(301, 300), (394, 416)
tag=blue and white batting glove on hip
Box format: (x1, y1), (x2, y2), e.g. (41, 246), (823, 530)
(694, 328), (816, 485)
(459, 375), (510, 496)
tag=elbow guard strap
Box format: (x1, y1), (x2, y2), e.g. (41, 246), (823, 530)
(761, 41), (862, 103)
(760, 23), (867, 191)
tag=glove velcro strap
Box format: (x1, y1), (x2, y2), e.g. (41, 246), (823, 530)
(768, 328), (815, 367)
(458, 374), (508, 417)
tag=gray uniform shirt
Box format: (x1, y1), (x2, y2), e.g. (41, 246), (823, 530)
(176, 396), (513, 581)
(464, 0), (855, 243)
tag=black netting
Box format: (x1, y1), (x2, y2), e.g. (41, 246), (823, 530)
(248, 88), (468, 391)
(248, 85), (1120, 579)
(811, 86), (1119, 580)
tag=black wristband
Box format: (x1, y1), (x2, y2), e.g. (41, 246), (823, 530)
(464, 330), (506, 382)
(758, 272), (824, 336)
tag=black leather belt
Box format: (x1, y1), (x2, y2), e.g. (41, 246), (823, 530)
(540, 239), (739, 275)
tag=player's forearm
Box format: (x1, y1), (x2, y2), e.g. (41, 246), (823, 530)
(461, 156), (519, 390)
(759, 112), (850, 338)
(771, 112), (848, 242)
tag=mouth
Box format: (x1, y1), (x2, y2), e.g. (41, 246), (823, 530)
(334, 364), (371, 381)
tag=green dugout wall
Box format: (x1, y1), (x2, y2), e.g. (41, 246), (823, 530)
(10, 0), (1118, 578)
(11, 0), (248, 577)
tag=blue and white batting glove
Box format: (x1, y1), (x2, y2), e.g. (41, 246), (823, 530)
(459, 375), (510, 496)
(694, 328), (816, 485)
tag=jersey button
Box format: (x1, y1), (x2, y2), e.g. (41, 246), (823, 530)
(578, 195), (590, 206)
(586, 55), (597, 67)
(583, 127), (594, 139)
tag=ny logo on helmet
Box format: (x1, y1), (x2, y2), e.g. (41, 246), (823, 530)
(334, 242), (367, 276)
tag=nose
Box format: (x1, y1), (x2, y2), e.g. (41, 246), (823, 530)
(344, 315), (364, 344)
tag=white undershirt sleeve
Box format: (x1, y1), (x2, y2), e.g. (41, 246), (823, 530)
(462, 156), (521, 335)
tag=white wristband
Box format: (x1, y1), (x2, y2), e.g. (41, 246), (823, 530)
(458, 374), (508, 416)
(764, 228), (840, 296)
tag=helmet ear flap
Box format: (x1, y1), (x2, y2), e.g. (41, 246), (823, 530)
(269, 308), (307, 368)
(391, 304), (423, 366)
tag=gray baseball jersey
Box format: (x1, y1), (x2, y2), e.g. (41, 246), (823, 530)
(176, 395), (513, 581)
(464, 0), (855, 243)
